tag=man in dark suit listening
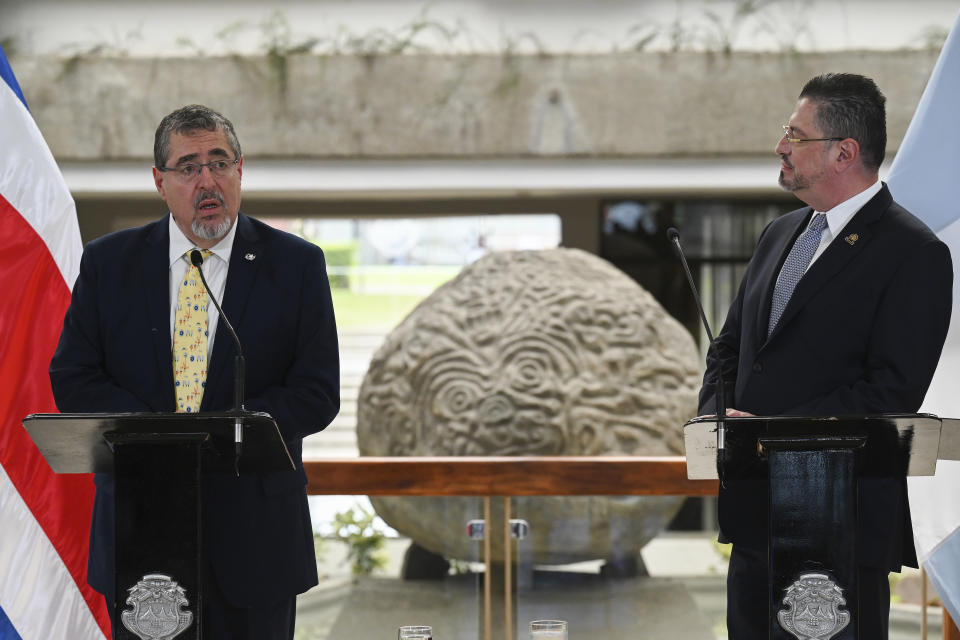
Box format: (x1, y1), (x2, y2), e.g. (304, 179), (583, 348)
(699, 73), (952, 638)
(50, 105), (339, 639)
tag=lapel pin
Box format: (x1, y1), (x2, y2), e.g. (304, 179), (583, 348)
(245, 253), (256, 261)
(844, 234), (859, 246)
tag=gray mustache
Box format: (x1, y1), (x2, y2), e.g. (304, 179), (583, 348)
(194, 190), (225, 208)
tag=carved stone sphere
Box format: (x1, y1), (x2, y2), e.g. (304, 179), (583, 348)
(356, 248), (701, 564)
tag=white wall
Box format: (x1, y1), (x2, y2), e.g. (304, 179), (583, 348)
(2, 0), (958, 57)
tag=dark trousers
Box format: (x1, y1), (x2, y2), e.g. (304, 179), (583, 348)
(202, 568), (296, 640)
(102, 571), (296, 640)
(727, 544), (890, 639)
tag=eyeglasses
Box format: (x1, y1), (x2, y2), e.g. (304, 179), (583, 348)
(157, 158), (240, 180)
(781, 125), (845, 144)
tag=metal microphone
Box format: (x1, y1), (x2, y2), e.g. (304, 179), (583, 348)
(666, 228), (727, 484)
(190, 249), (245, 474)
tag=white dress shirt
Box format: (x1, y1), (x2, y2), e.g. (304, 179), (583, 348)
(168, 215), (237, 358)
(807, 179), (883, 269)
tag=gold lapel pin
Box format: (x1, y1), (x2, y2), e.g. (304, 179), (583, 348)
(844, 233), (859, 246)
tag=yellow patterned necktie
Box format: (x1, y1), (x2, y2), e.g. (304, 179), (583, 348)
(173, 250), (213, 413)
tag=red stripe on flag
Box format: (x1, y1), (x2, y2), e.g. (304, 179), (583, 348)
(0, 194), (110, 637)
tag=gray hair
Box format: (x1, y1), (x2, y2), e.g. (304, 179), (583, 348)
(153, 104), (242, 168)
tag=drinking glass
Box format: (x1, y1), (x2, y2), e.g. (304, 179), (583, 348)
(530, 619), (568, 640)
(398, 625), (433, 640)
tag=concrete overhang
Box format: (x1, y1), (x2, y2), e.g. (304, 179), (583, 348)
(64, 156), (885, 201)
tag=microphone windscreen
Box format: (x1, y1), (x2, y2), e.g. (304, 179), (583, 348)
(666, 227), (681, 244)
(190, 249), (204, 267)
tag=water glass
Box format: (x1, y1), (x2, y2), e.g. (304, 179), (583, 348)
(398, 625), (433, 640)
(530, 619), (568, 640)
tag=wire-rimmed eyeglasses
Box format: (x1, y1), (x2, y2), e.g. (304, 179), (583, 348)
(156, 157), (240, 180)
(781, 125), (845, 144)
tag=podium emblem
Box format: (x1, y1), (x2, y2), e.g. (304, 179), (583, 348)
(778, 573), (850, 640)
(121, 574), (193, 640)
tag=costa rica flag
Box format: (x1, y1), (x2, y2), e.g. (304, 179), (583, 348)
(0, 44), (108, 639)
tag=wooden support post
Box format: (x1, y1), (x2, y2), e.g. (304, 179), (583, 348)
(504, 497), (513, 640)
(483, 497), (491, 640)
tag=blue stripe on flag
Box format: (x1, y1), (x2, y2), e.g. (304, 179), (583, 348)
(0, 43), (28, 110)
(0, 604), (24, 640)
(926, 530), (960, 627)
(887, 12), (960, 233)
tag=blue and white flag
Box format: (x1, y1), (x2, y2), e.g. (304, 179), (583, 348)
(888, 9), (960, 625)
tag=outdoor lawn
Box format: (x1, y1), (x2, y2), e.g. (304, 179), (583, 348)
(329, 265), (461, 329)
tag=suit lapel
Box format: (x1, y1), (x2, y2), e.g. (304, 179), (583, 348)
(144, 217), (177, 410)
(204, 214), (262, 410)
(764, 186), (891, 344)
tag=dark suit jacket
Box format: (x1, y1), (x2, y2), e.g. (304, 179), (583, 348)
(50, 213), (340, 606)
(698, 184), (952, 570)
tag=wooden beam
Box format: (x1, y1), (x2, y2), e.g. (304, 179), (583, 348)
(303, 456), (719, 496)
(946, 608), (960, 640)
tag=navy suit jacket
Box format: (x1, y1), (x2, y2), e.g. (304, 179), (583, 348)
(50, 213), (340, 606)
(698, 184), (952, 570)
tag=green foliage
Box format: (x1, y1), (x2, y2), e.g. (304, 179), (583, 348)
(703, 0), (781, 54)
(328, 6), (464, 58)
(623, 24), (659, 52)
(914, 25), (950, 51)
(713, 539), (732, 560)
(0, 36), (18, 57)
(260, 11), (322, 95)
(313, 532), (327, 557)
(319, 242), (359, 290)
(56, 25), (142, 78)
(330, 290), (425, 329)
(43, 0), (850, 89)
(321, 242), (359, 268)
(332, 504), (388, 576)
(448, 558), (475, 575)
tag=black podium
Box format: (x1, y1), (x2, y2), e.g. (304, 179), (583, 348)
(23, 412), (294, 640)
(684, 414), (960, 639)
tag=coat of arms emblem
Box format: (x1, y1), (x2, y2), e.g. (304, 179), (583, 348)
(121, 574), (193, 640)
(778, 573), (850, 640)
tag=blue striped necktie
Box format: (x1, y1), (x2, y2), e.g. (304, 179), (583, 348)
(768, 213), (827, 337)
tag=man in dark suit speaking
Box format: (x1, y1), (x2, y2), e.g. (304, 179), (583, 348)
(50, 105), (339, 638)
(699, 74), (952, 637)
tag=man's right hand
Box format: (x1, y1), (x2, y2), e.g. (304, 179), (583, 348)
(696, 408), (756, 419)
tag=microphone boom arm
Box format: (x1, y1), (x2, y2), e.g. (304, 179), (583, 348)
(666, 229), (726, 485)
(190, 250), (246, 475)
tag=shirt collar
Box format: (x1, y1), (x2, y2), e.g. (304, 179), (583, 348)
(167, 214), (238, 268)
(816, 180), (883, 238)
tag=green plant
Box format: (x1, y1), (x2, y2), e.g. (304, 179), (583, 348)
(702, 0), (781, 54)
(57, 25), (142, 78)
(448, 558), (474, 575)
(332, 504), (388, 576)
(914, 25), (950, 50)
(0, 35), (18, 57)
(260, 11), (321, 96)
(713, 539), (732, 560)
(318, 242), (358, 290)
(330, 6), (465, 59)
(313, 532), (327, 557)
(622, 24), (659, 52)
(320, 242), (358, 267)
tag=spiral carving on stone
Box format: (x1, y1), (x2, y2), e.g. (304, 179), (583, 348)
(356, 248), (701, 563)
